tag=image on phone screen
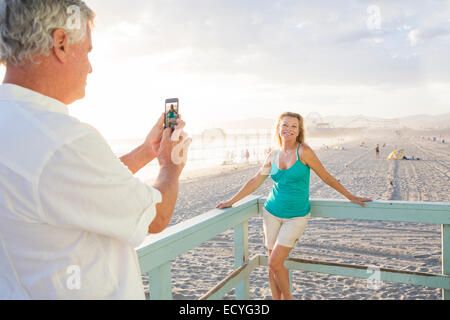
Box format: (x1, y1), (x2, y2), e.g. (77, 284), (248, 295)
(165, 99), (179, 129)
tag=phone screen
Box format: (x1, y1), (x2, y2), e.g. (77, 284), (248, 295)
(165, 99), (179, 129)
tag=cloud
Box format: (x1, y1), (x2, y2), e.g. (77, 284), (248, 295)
(408, 27), (450, 47)
(81, 0), (450, 123)
(408, 29), (421, 46)
(295, 21), (308, 29)
(86, 0), (450, 86)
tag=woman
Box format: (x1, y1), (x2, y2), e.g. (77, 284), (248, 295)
(167, 104), (179, 128)
(216, 112), (371, 300)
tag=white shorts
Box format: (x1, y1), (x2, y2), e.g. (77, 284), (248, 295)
(262, 208), (310, 250)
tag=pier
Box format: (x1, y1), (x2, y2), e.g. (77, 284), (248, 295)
(137, 196), (450, 300)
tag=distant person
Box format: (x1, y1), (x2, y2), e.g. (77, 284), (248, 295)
(375, 144), (380, 159)
(216, 111), (371, 300)
(245, 149), (250, 163)
(402, 155), (420, 161)
(0, 0), (191, 299)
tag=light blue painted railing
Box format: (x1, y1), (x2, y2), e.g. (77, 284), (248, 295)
(136, 196), (450, 300)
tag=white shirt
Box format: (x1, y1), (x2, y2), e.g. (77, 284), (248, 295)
(0, 84), (161, 299)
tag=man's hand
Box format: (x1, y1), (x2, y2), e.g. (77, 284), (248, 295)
(119, 113), (169, 174)
(157, 119), (191, 173)
(143, 113), (165, 159)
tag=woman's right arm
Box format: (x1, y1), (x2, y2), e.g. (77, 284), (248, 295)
(216, 151), (274, 209)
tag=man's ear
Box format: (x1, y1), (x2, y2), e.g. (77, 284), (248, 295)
(52, 29), (68, 63)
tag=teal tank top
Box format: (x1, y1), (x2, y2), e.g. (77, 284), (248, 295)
(264, 144), (311, 218)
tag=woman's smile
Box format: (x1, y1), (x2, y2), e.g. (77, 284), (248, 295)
(282, 131), (295, 138)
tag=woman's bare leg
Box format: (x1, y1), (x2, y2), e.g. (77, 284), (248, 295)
(268, 245), (294, 300)
(267, 249), (282, 300)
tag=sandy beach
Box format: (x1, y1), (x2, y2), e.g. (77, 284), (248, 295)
(142, 134), (449, 300)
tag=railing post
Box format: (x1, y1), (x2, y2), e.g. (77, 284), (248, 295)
(149, 262), (173, 300)
(442, 224), (450, 300)
(234, 221), (249, 299)
(288, 252), (293, 293)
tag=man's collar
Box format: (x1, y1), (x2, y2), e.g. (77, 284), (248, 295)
(0, 83), (69, 115)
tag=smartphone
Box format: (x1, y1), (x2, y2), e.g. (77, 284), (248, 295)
(164, 98), (179, 129)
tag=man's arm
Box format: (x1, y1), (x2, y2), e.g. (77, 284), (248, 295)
(120, 113), (164, 174)
(148, 125), (191, 233)
(120, 144), (155, 175)
(148, 163), (180, 233)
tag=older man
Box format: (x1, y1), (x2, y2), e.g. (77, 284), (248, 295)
(0, 0), (190, 299)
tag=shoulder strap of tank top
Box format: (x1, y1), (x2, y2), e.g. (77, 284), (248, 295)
(297, 143), (301, 161)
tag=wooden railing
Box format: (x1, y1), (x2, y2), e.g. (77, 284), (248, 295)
(136, 196), (450, 300)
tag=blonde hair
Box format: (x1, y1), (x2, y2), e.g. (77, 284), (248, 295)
(274, 112), (306, 147)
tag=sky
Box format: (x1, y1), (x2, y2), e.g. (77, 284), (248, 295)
(3, 0), (450, 138)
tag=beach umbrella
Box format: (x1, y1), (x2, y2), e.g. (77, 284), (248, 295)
(387, 149), (405, 160)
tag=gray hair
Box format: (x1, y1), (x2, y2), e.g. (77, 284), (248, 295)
(0, 0), (95, 66)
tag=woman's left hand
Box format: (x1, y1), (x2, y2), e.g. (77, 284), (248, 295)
(216, 200), (233, 209)
(349, 196), (372, 207)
